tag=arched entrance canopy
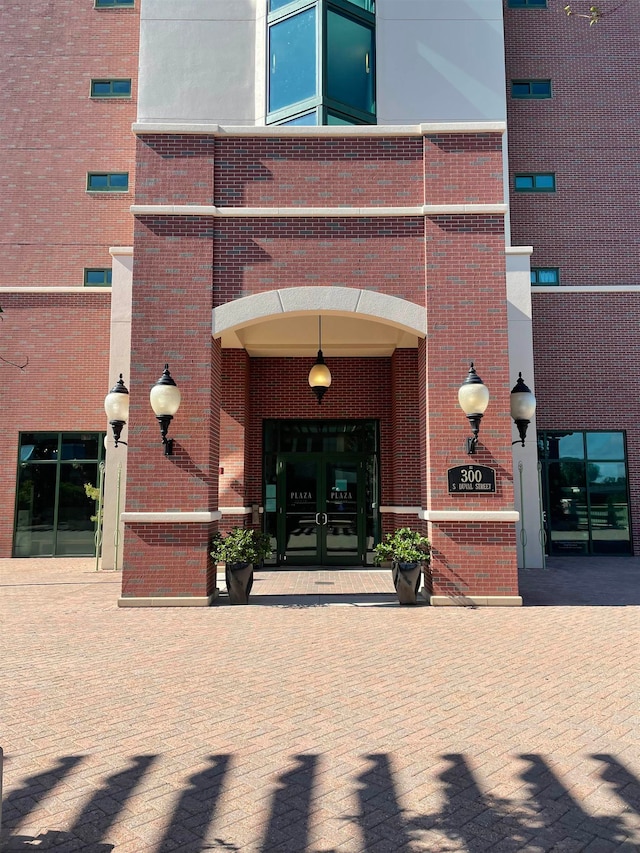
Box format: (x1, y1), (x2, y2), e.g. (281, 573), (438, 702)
(212, 286), (427, 339)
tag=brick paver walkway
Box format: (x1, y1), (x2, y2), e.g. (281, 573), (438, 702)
(1, 557), (638, 852)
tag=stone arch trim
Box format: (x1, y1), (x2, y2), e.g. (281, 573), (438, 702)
(212, 287), (426, 338)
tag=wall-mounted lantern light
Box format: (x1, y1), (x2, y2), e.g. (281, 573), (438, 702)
(458, 362), (490, 455)
(510, 373), (537, 447)
(150, 364), (181, 456)
(308, 316), (332, 404)
(104, 374), (129, 447)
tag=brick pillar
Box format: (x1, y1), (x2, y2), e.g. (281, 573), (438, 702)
(422, 215), (520, 605)
(220, 349), (251, 531)
(119, 217), (220, 606)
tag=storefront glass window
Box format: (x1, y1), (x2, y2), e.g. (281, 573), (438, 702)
(539, 430), (631, 555)
(14, 432), (104, 557)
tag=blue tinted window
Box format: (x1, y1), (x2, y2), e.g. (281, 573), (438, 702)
(342, 0), (375, 10)
(514, 175), (534, 190)
(109, 173), (128, 188)
(515, 173), (555, 192)
(327, 112), (358, 125)
(87, 172), (129, 191)
(95, 0), (134, 6)
(586, 432), (625, 461)
(269, 8), (317, 113)
(327, 10), (375, 114)
(280, 112), (318, 125)
(511, 79), (551, 99)
(531, 268), (559, 285)
(91, 79), (131, 97)
(535, 174), (555, 189)
(84, 268), (112, 287)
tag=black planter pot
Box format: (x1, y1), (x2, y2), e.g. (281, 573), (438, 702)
(225, 562), (254, 605)
(391, 561), (422, 605)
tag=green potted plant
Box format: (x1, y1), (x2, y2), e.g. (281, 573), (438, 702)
(373, 527), (430, 604)
(210, 527), (273, 605)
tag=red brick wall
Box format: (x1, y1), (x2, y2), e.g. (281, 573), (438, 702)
(430, 523), (518, 597)
(125, 218), (219, 514)
(504, 1), (640, 286)
(422, 213), (518, 596)
(0, 1), (138, 287)
(134, 133), (503, 210)
(213, 217), (426, 307)
(0, 292), (111, 556)
(244, 356), (400, 507)
(120, 218), (221, 597)
(533, 292), (640, 553)
(123, 128), (520, 597)
(391, 349), (421, 505)
(121, 521), (216, 599)
(220, 350), (250, 508)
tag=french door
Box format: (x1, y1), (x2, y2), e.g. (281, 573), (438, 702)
(278, 453), (365, 565)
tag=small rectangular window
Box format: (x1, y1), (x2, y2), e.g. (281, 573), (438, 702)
(87, 172), (129, 192)
(508, 0), (546, 6)
(84, 268), (112, 287)
(95, 0), (134, 7)
(511, 79), (551, 99)
(531, 268), (559, 285)
(91, 79), (132, 98)
(514, 173), (555, 192)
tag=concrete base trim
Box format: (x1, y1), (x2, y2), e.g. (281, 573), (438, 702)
(121, 511), (221, 523)
(421, 510), (519, 522)
(430, 595), (523, 607)
(131, 203), (507, 218)
(132, 121), (506, 137)
(118, 593), (217, 608)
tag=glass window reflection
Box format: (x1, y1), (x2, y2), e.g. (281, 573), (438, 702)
(586, 431), (625, 460)
(327, 10), (375, 114)
(269, 8), (317, 113)
(539, 429), (630, 555)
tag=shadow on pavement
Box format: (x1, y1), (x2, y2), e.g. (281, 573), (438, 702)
(519, 555), (640, 606)
(3, 751), (638, 852)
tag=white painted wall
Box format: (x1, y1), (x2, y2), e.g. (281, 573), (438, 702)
(376, 0), (507, 124)
(137, 0), (261, 125)
(506, 247), (545, 569)
(137, 0), (506, 126)
(101, 249), (133, 571)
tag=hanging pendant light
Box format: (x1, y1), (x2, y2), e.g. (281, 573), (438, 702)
(308, 316), (332, 404)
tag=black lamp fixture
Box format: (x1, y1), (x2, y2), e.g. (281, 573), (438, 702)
(308, 316), (332, 404)
(510, 372), (537, 447)
(458, 362), (490, 455)
(150, 364), (181, 456)
(104, 374), (129, 447)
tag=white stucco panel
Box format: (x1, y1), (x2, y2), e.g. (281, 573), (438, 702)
(138, 14), (258, 124)
(376, 0), (506, 124)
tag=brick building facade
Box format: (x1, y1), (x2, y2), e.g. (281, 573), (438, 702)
(2, 0), (638, 602)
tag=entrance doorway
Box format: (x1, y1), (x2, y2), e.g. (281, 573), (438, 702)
(263, 420), (380, 566)
(281, 454), (362, 564)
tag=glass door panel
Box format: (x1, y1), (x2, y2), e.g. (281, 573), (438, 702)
(283, 459), (320, 564)
(279, 454), (366, 565)
(324, 460), (359, 563)
(15, 463), (57, 557)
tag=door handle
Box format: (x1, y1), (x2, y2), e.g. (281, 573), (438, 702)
(320, 512), (328, 525)
(315, 513), (328, 525)
(315, 513), (321, 525)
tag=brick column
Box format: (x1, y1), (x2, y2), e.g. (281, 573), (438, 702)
(119, 216), (220, 606)
(422, 215), (520, 605)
